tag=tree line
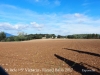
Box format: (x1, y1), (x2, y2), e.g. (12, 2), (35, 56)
(0, 32), (100, 42)
(0, 32), (57, 42)
(67, 34), (100, 39)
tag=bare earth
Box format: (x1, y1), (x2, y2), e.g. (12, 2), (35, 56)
(0, 39), (100, 75)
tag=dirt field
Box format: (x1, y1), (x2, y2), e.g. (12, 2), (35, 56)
(0, 39), (100, 75)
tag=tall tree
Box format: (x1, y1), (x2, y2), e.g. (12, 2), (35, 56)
(17, 32), (26, 41)
(0, 32), (6, 41)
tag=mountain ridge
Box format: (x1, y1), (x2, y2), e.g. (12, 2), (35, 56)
(5, 32), (14, 37)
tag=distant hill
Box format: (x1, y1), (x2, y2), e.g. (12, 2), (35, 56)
(5, 33), (14, 37)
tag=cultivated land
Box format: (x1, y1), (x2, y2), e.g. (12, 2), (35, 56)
(0, 39), (100, 75)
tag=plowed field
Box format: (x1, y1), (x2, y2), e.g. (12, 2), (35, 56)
(0, 39), (100, 75)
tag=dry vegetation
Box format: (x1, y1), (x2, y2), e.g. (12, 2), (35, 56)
(0, 39), (100, 75)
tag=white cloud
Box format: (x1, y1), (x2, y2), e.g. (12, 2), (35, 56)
(0, 4), (100, 35)
(0, 23), (28, 30)
(74, 13), (84, 18)
(0, 22), (44, 34)
(30, 22), (44, 30)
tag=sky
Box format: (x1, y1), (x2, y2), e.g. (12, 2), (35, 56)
(0, 0), (100, 35)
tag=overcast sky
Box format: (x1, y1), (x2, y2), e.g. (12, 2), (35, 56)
(0, 0), (100, 35)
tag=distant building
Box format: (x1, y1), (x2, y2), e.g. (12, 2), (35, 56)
(42, 37), (46, 39)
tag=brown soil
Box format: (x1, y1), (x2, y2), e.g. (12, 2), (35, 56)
(0, 39), (100, 75)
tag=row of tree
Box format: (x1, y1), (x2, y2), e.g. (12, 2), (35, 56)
(67, 34), (100, 39)
(0, 32), (100, 42)
(0, 32), (58, 41)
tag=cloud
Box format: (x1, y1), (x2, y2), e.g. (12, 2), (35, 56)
(30, 22), (44, 30)
(74, 13), (84, 18)
(0, 4), (100, 35)
(0, 23), (28, 30)
(0, 21), (44, 34)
